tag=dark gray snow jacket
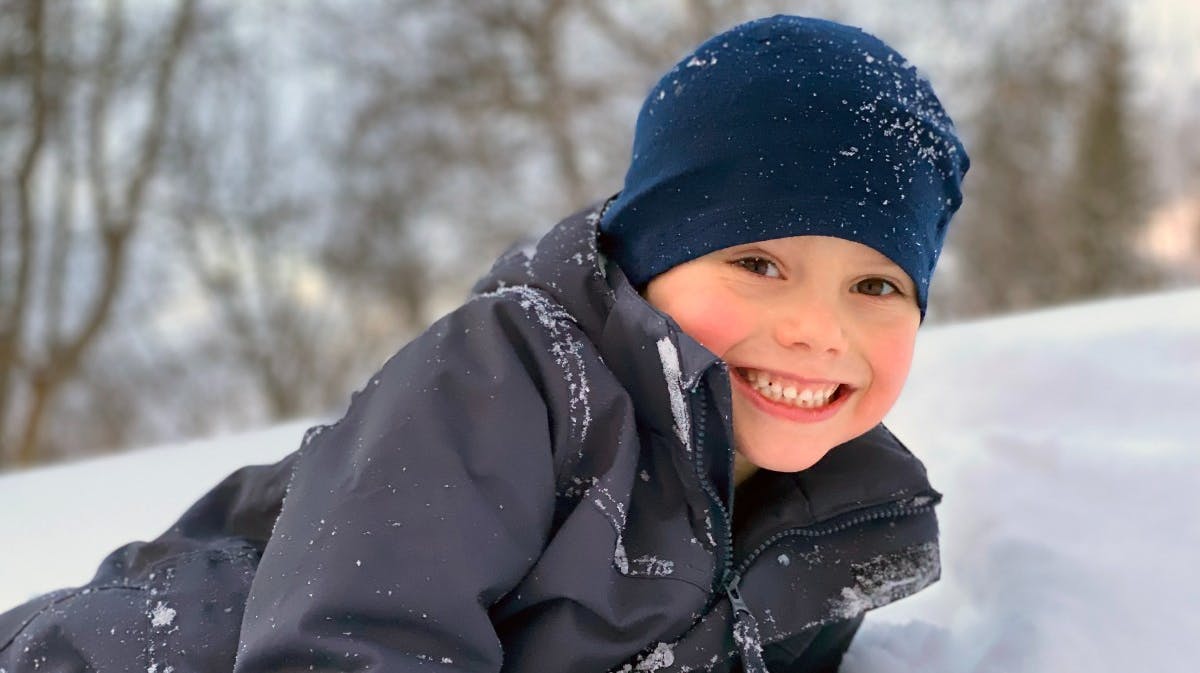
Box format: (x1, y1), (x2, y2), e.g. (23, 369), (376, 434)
(0, 202), (942, 672)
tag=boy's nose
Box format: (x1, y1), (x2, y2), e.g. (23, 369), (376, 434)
(771, 301), (848, 355)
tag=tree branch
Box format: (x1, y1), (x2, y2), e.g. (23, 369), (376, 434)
(14, 0), (199, 465)
(0, 0), (48, 463)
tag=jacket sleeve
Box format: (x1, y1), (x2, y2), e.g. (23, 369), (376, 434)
(763, 616), (864, 673)
(0, 457), (291, 673)
(234, 295), (561, 672)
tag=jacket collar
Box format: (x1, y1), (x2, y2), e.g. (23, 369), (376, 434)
(472, 198), (722, 445)
(732, 424), (941, 563)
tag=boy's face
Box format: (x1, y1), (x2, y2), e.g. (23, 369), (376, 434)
(645, 235), (921, 473)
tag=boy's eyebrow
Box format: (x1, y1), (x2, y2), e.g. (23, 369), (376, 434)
(852, 260), (914, 286)
(857, 260), (907, 272)
(850, 256), (906, 272)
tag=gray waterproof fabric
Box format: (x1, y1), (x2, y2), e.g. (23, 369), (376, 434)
(0, 201), (941, 672)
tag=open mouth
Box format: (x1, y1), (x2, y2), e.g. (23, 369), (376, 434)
(733, 367), (853, 410)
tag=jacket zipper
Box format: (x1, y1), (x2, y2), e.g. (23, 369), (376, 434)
(726, 574), (769, 673)
(734, 499), (937, 578)
(691, 380), (944, 602)
(720, 500), (936, 672)
(722, 498), (939, 608)
(689, 371), (938, 670)
(690, 385), (736, 599)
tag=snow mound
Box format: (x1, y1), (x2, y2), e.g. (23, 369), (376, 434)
(847, 288), (1200, 673)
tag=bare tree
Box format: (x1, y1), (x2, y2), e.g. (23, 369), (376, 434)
(1054, 10), (1164, 298)
(0, 0), (198, 468)
(0, 0), (756, 468)
(5, 0), (1186, 469)
(159, 8), (363, 424)
(938, 0), (1167, 318)
(309, 0), (764, 329)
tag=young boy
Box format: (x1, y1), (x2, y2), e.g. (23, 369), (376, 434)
(0, 15), (967, 673)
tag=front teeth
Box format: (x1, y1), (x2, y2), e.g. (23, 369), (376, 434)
(744, 369), (840, 409)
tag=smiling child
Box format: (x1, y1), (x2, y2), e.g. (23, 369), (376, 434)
(0, 14), (967, 673)
(644, 236), (924, 485)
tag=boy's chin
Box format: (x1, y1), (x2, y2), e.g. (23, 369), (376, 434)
(736, 442), (835, 474)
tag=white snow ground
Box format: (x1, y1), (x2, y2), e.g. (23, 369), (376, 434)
(1, 288), (1197, 672)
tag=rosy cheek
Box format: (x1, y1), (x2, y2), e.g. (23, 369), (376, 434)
(671, 295), (752, 359)
(866, 328), (917, 401)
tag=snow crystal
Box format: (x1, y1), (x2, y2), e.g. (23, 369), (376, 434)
(148, 601), (176, 628)
(631, 555), (674, 576)
(616, 641), (677, 673)
(518, 241), (537, 261)
(828, 541), (939, 620)
(558, 474), (599, 500)
(776, 553), (791, 567)
(591, 486), (633, 574)
(732, 613), (767, 672)
(591, 487), (627, 525)
(476, 286), (592, 449)
(634, 642), (676, 671)
(613, 541), (630, 574)
(590, 484), (674, 577)
(656, 337), (690, 450)
(703, 513), (717, 547)
(300, 424), (327, 448)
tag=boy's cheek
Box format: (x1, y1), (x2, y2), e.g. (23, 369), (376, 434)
(864, 329), (919, 408)
(874, 336), (915, 377)
(670, 297), (754, 358)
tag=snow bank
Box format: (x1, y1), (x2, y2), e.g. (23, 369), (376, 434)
(0, 421), (308, 606)
(845, 288), (1200, 673)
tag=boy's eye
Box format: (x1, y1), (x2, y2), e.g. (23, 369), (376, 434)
(853, 277), (901, 297)
(734, 257), (782, 278)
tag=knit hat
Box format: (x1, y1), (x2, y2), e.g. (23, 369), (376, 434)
(600, 15), (970, 319)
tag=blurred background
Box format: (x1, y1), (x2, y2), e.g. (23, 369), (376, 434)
(1, 0), (1197, 472)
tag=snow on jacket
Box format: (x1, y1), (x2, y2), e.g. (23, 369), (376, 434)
(0, 201), (942, 672)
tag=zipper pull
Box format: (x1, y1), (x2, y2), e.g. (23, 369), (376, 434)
(725, 573), (750, 615)
(725, 573), (769, 673)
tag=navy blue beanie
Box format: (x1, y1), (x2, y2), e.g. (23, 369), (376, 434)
(600, 15), (970, 319)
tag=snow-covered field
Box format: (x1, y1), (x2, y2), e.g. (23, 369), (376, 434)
(846, 288), (1200, 672)
(2, 288), (1197, 672)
